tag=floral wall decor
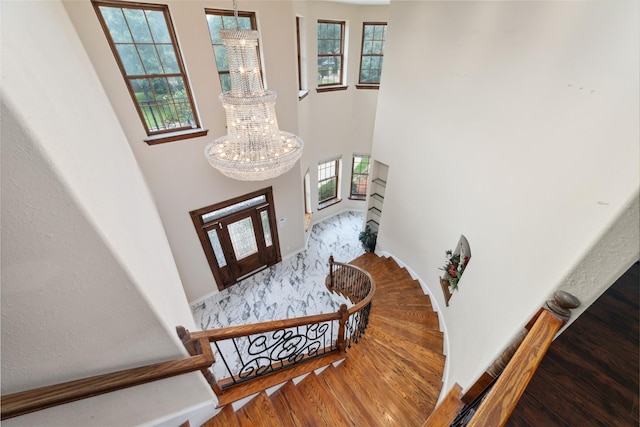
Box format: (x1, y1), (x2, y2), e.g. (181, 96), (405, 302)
(440, 235), (471, 306)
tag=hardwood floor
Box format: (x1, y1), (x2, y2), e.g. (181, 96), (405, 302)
(203, 253), (445, 426)
(507, 261), (639, 427)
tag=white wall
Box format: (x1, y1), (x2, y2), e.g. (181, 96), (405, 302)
(295, 2), (389, 224)
(372, 0), (639, 393)
(1, 1), (214, 424)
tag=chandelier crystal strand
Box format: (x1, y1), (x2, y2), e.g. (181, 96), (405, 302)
(205, 27), (304, 181)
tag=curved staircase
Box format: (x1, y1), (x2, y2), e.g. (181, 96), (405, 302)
(203, 253), (446, 426)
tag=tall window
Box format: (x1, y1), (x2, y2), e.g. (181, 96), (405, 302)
(350, 154), (370, 200)
(317, 20), (345, 87)
(205, 9), (260, 92)
(318, 157), (341, 208)
(358, 22), (387, 87)
(94, 1), (200, 138)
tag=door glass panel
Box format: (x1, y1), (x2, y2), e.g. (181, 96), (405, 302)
(228, 217), (258, 260)
(260, 210), (273, 247)
(201, 195), (266, 224)
(207, 228), (227, 268)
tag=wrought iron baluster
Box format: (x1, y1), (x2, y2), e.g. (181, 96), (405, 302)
(231, 337), (245, 383)
(329, 255), (335, 289)
(214, 341), (235, 385)
(331, 319), (335, 351)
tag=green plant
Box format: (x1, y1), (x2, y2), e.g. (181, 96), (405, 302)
(359, 226), (377, 252)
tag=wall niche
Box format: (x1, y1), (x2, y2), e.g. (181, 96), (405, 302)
(440, 235), (471, 306)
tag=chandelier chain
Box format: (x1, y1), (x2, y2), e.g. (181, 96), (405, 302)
(232, 0), (239, 29)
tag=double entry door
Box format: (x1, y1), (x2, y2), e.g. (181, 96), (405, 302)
(191, 188), (281, 291)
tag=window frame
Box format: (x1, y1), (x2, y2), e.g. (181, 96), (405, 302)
(93, 0), (204, 143)
(316, 19), (346, 90)
(318, 157), (341, 209)
(357, 22), (387, 89)
(205, 8), (261, 93)
(349, 154), (371, 200)
(296, 16), (309, 100)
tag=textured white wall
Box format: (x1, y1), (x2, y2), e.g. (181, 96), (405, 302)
(372, 0), (639, 394)
(1, 1), (213, 424)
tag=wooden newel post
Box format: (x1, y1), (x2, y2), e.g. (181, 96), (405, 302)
(545, 290), (580, 320)
(177, 327), (222, 395)
(195, 337), (223, 396)
(336, 304), (349, 353)
(329, 255), (335, 289)
(177, 326), (198, 356)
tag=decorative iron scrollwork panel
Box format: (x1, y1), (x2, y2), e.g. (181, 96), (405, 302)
(213, 321), (337, 387)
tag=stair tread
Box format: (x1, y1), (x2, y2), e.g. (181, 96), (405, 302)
(338, 354), (426, 426)
(369, 311), (441, 330)
(359, 333), (446, 378)
(349, 335), (443, 405)
(375, 279), (425, 292)
(297, 373), (354, 426)
(202, 405), (239, 427)
(373, 301), (435, 312)
(366, 322), (443, 349)
(370, 307), (440, 327)
(217, 351), (345, 406)
(270, 381), (317, 427)
(236, 392), (280, 427)
(347, 341), (441, 414)
(373, 284), (428, 297)
(374, 282), (426, 295)
(318, 365), (380, 426)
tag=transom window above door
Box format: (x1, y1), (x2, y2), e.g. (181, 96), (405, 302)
(190, 187), (281, 291)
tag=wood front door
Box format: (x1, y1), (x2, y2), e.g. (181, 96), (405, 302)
(192, 188), (281, 291)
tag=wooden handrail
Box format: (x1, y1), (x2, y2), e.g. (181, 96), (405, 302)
(466, 309), (566, 427)
(331, 260), (377, 314)
(429, 291), (580, 426)
(1, 337), (214, 421)
(1, 259), (375, 420)
(189, 311), (342, 342)
(422, 383), (465, 427)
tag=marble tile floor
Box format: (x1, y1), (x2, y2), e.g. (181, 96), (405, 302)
(191, 210), (367, 332)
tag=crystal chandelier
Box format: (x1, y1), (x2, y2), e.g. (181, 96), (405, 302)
(205, 3), (303, 181)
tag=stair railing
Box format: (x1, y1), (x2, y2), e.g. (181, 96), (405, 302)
(425, 291), (580, 427)
(1, 258), (374, 419)
(179, 257), (375, 393)
(0, 337), (215, 420)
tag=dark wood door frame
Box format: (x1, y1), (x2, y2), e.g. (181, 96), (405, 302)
(190, 187), (281, 291)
